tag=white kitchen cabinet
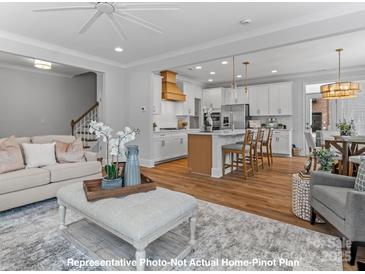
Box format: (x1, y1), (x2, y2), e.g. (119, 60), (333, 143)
(202, 88), (223, 110)
(153, 132), (187, 163)
(248, 82), (292, 116)
(271, 130), (292, 156)
(176, 82), (203, 116)
(248, 85), (269, 116)
(152, 74), (162, 115)
(268, 82), (292, 115)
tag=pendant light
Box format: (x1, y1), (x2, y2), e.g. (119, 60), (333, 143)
(320, 49), (360, 99)
(231, 56), (237, 90)
(243, 61), (249, 94)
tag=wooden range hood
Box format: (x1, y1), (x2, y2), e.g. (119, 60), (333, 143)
(160, 70), (186, 102)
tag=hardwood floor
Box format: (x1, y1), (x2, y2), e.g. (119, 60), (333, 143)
(142, 156), (360, 271)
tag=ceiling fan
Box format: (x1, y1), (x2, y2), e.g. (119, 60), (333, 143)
(33, 2), (179, 41)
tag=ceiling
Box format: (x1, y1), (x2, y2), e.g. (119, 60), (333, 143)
(0, 51), (89, 77)
(0, 2), (363, 66)
(173, 29), (365, 86)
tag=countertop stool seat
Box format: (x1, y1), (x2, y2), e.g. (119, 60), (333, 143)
(57, 183), (198, 271)
(222, 129), (254, 179)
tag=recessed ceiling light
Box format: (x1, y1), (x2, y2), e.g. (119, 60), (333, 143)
(208, 79), (213, 82)
(188, 67), (193, 71)
(195, 66), (202, 70)
(210, 71), (216, 75)
(221, 61), (228, 65)
(236, 75), (242, 78)
(34, 59), (52, 70)
(240, 18), (252, 25)
(271, 69), (278, 73)
(114, 47), (123, 52)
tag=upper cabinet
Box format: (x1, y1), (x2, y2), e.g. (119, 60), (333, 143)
(249, 82), (292, 116)
(152, 74), (162, 115)
(248, 85), (269, 116)
(222, 87), (249, 105)
(202, 88), (223, 110)
(176, 81), (203, 116)
(268, 82), (292, 115)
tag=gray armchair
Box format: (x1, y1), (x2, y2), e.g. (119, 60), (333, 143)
(310, 171), (365, 265)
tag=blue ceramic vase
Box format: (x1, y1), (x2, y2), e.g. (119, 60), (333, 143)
(124, 145), (141, 186)
(101, 177), (123, 190)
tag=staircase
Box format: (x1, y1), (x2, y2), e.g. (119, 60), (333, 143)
(71, 102), (99, 150)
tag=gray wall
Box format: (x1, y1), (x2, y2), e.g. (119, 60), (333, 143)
(0, 66), (97, 137)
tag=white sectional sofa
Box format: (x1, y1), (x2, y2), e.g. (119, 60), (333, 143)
(0, 135), (102, 212)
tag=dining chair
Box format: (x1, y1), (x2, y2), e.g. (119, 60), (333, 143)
(222, 129), (254, 179)
(304, 131), (320, 170)
(262, 128), (273, 167)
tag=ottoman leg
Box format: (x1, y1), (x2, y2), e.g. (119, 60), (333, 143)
(59, 205), (67, 230)
(136, 248), (146, 271)
(189, 214), (197, 251)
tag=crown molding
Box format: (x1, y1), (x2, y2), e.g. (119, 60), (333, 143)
(124, 5), (365, 68)
(206, 65), (365, 88)
(0, 30), (126, 69)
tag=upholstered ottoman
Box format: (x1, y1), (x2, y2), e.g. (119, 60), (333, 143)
(57, 183), (198, 271)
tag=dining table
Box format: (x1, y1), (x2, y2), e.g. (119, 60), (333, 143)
(324, 136), (365, 176)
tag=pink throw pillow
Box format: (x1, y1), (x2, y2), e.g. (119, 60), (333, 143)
(55, 138), (85, 163)
(0, 136), (25, 174)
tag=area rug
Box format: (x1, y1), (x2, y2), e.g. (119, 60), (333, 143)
(0, 198), (343, 271)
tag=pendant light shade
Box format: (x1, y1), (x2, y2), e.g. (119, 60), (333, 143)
(243, 61), (249, 94)
(320, 49), (360, 99)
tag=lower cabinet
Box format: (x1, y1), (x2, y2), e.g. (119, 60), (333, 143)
(153, 133), (187, 163)
(271, 130), (292, 156)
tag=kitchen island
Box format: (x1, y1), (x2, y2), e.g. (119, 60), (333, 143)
(188, 130), (245, 178)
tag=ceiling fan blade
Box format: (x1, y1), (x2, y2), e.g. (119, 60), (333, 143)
(33, 6), (95, 12)
(79, 10), (103, 34)
(115, 11), (163, 34)
(107, 14), (127, 40)
(117, 8), (179, 11)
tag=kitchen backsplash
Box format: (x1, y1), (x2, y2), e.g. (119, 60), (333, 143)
(249, 116), (293, 129)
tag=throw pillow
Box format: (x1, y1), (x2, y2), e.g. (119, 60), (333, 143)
(55, 138), (85, 163)
(22, 143), (56, 168)
(0, 135), (25, 174)
(354, 161), (365, 192)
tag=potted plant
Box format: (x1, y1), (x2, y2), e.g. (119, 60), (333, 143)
(312, 148), (336, 172)
(336, 119), (355, 136)
(89, 121), (139, 189)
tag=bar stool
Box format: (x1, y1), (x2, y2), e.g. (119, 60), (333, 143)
(262, 128), (273, 167)
(222, 129), (254, 179)
(252, 128), (265, 171)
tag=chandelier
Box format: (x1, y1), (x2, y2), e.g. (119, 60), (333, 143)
(320, 49), (360, 99)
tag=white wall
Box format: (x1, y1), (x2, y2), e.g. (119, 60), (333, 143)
(0, 67), (96, 137)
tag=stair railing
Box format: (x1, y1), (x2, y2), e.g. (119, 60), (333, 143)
(71, 102), (99, 148)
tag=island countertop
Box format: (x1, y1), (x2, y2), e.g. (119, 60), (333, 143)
(187, 129), (245, 136)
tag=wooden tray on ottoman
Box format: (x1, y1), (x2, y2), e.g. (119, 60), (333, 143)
(83, 174), (156, 202)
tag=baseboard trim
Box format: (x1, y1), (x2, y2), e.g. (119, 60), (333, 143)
(140, 158), (155, 168)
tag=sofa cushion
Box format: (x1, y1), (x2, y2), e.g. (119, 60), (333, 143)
(0, 137), (31, 163)
(22, 143), (57, 168)
(0, 168), (50, 195)
(354, 161), (365, 192)
(312, 185), (349, 219)
(41, 161), (101, 182)
(55, 138), (85, 163)
(32, 135), (75, 144)
(0, 136), (25, 174)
